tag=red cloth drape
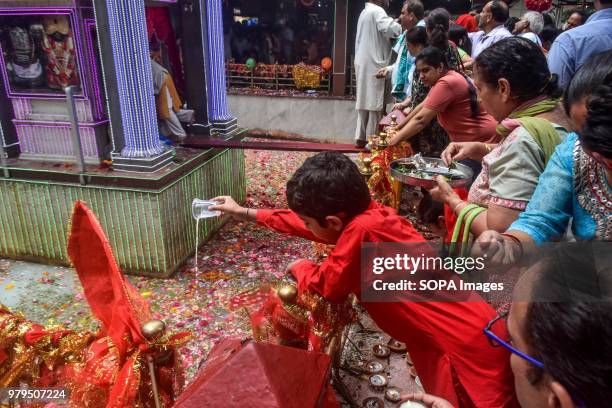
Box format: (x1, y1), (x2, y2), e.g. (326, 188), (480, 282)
(146, 7), (185, 93)
(67, 201), (152, 359)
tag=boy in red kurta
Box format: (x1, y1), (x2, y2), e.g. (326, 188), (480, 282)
(211, 152), (518, 408)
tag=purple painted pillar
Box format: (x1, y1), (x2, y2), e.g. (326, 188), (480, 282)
(204, 0), (238, 137)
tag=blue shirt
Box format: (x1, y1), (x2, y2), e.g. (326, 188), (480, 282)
(548, 8), (612, 89)
(469, 25), (512, 58)
(509, 133), (604, 244)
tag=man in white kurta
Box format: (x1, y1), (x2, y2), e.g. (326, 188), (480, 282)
(354, 0), (402, 146)
(376, 1), (425, 102)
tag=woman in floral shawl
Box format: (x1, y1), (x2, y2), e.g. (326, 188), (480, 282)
(430, 38), (570, 239)
(477, 51), (612, 263)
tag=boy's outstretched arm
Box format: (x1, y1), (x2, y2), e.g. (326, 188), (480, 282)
(210, 196), (322, 242)
(210, 196), (258, 221)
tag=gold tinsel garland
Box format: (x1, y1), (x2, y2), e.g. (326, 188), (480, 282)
(0, 305), (95, 389)
(0, 305), (192, 408)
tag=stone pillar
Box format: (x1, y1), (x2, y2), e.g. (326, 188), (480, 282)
(93, 0), (173, 172)
(332, 0), (349, 97)
(203, 0), (238, 137)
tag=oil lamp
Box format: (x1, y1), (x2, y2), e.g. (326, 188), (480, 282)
(373, 344), (391, 358)
(385, 386), (402, 402)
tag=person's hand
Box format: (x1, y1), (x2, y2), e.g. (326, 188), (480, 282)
(209, 196), (245, 219)
(429, 176), (460, 206)
(286, 259), (304, 272)
(285, 259), (307, 280)
(393, 101), (407, 111)
(376, 67), (388, 79)
(441, 142), (485, 166)
(388, 130), (403, 147)
(400, 392), (455, 408)
(472, 230), (522, 266)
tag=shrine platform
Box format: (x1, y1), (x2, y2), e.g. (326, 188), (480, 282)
(0, 145), (245, 278)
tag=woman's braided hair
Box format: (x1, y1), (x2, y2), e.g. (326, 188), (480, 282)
(425, 7), (450, 51)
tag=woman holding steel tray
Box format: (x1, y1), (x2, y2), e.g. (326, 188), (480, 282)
(427, 38), (570, 245)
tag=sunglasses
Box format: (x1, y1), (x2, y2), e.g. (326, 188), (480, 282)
(484, 312), (587, 408)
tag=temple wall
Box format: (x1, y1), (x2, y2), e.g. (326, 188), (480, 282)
(228, 94), (356, 144)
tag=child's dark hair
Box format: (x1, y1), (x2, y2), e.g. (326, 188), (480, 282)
(563, 51), (612, 116)
(405, 26), (427, 47)
(504, 16), (520, 33)
(542, 12), (555, 27)
(474, 37), (562, 101)
(286, 152), (371, 226)
(425, 8), (450, 51)
(416, 47), (480, 118)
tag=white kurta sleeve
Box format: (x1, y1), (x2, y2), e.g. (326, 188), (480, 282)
(375, 10), (402, 39)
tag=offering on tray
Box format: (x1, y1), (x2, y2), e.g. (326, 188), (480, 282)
(390, 155), (473, 189)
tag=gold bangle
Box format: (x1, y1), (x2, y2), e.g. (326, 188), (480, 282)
(484, 143), (492, 154)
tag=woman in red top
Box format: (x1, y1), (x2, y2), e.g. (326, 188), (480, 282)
(389, 46), (499, 147)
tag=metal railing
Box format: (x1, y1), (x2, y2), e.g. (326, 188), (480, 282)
(225, 62), (358, 97)
(0, 140), (8, 178)
(65, 85), (87, 185)
(225, 63), (332, 93)
(346, 56), (356, 97)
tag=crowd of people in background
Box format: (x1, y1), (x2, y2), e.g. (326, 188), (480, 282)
(347, 0), (612, 406)
(213, 1), (610, 406)
(224, 19), (333, 65)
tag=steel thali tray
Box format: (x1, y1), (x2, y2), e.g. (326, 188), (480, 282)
(390, 157), (473, 189)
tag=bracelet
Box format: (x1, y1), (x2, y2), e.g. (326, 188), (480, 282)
(483, 143), (492, 154)
(500, 233), (524, 259)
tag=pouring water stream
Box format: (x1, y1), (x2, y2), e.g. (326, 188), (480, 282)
(191, 199), (221, 301)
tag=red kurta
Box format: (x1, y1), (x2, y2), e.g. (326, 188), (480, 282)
(257, 202), (518, 408)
